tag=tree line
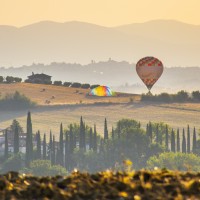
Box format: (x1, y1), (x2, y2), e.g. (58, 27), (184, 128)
(0, 76), (22, 83)
(1, 112), (200, 175)
(141, 90), (200, 102)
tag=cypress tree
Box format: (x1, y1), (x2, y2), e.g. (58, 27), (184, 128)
(79, 117), (86, 150)
(192, 127), (197, 154)
(69, 124), (74, 153)
(187, 125), (190, 153)
(89, 127), (93, 150)
(149, 122), (153, 143)
(155, 124), (159, 144)
(99, 139), (104, 153)
(177, 129), (180, 152)
(182, 129), (186, 153)
(59, 123), (64, 165)
(51, 135), (56, 165)
(171, 129), (175, 152)
(43, 134), (46, 160)
(48, 130), (53, 160)
(104, 118), (108, 140)
(25, 111), (33, 166)
(111, 127), (114, 140)
(165, 125), (169, 151)
(118, 122), (121, 139)
(14, 125), (19, 154)
(4, 129), (8, 160)
(93, 124), (97, 152)
(65, 132), (69, 170)
(36, 131), (41, 159)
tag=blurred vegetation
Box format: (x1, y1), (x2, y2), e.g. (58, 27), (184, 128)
(0, 91), (36, 110)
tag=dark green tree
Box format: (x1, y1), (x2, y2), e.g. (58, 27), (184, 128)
(36, 131), (41, 159)
(25, 111), (33, 166)
(187, 125), (190, 153)
(93, 124), (97, 152)
(104, 118), (108, 140)
(59, 123), (64, 165)
(89, 127), (93, 150)
(111, 127), (114, 140)
(171, 129), (175, 152)
(165, 125), (169, 151)
(69, 124), (74, 153)
(14, 125), (19, 154)
(182, 129), (186, 153)
(79, 116), (86, 150)
(48, 130), (53, 160)
(155, 124), (159, 144)
(177, 129), (180, 152)
(149, 122), (153, 143)
(43, 134), (46, 160)
(51, 135), (56, 165)
(65, 132), (69, 170)
(4, 130), (8, 160)
(193, 127), (197, 154)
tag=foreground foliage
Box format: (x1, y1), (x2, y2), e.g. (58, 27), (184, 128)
(0, 169), (200, 199)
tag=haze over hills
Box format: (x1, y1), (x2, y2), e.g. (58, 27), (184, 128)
(0, 60), (200, 94)
(0, 20), (200, 67)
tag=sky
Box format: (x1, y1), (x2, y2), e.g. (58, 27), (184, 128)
(0, 0), (200, 27)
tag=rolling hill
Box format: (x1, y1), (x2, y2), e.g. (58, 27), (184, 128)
(0, 20), (200, 67)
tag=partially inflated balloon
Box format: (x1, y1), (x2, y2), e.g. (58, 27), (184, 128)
(136, 57), (163, 91)
(89, 86), (115, 96)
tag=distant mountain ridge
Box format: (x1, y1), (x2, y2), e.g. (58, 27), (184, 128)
(0, 20), (200, 67)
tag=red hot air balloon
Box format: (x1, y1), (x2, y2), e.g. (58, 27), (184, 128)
(136, 57), (164, 92)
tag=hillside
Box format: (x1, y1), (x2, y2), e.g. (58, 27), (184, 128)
(0, 83), (199, 137)
(0, 83), (139, 105)
(0, 20), (200, 67)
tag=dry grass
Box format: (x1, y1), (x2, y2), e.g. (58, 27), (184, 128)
(0, 83), (139, 105)
(0, 83), (199, 140)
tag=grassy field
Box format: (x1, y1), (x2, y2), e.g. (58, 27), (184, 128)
(0, 83), (200, 139)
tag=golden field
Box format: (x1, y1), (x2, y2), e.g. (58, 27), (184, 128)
(0, 83), (199, 138)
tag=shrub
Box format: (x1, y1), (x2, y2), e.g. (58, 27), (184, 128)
(147, 152), (200, 171)
(81, 84), (90, 89)
(0, 76), (3, 83)
(14, 77), (22, 83)
(90, 84), (100, 89)
(6, 76), (14, 83)
(71, 82), (82, 88)
(0, 91), (35, 110)
(27, 160), (67, 176)
(1, 154), (22, 173)
(53, 81), (62, 86)
(63, 82), (72, 87)
(192, 91), (200, 101)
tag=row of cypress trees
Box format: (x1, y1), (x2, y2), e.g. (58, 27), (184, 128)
(4, 111), (198, 170)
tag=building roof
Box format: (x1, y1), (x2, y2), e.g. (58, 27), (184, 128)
(28, 73), (52, 79)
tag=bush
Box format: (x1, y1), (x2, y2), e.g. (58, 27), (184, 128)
(0, 91), (35, 110)
(53, 81), (62, 86)
(6, 76), (14, 83)
(0, 76), (3, 83)
(14, 77), (22, 83)
(71, 82), (82, 88)
(81, 84), (90, 89)
(90, 84), (100, 89)
(147, 152), (200, 171)
(63, 82), (72, 87)
(192, 91), (200, 101)
(27, 160), (67, 176)
(1, 154), (22, 173)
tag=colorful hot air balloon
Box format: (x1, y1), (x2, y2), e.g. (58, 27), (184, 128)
(89, 86), (115, 97)
(136, 56), (163, 92)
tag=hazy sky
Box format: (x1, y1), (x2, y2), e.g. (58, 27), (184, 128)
(0, 0), (200, 27)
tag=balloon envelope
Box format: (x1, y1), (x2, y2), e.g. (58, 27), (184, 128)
(89, 86), (115, 96)
(136, 57), (163, 91)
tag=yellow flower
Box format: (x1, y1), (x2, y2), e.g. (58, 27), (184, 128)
(119, 191), (128, 198)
